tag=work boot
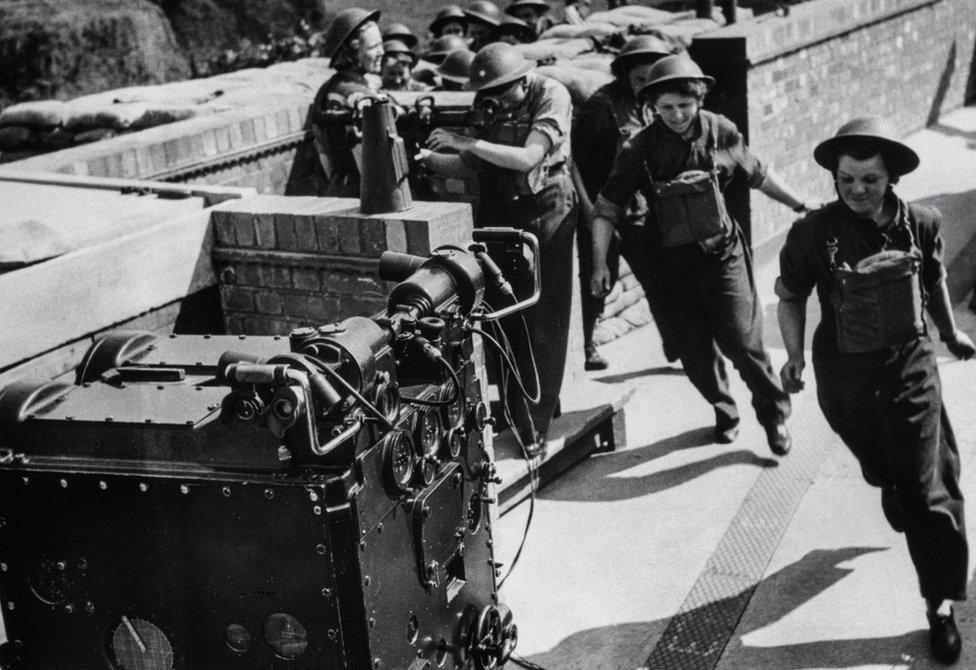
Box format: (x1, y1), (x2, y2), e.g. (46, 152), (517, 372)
(881, 486), (905, 533)
(517, 428), (547, 459)
(764, 421), (792, 456)
(927, 604), (961, 664)
(584, 343), (609, 371)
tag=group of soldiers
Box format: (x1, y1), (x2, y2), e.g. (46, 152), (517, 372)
(302, 7), (975, 664)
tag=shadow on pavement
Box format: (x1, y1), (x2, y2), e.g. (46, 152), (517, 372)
(537, 427), (778, 503)
(521, 547), (923, 670)
(592, 365), (687, 385)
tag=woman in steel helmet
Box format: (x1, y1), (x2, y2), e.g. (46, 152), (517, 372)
(572, 34), (675, 371)
(777, 117), (973, 665)
(591, 54), (819, 452)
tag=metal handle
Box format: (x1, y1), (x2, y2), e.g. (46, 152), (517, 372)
(476, 231), (541, 322)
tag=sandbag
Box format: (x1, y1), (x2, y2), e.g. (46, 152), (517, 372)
(129, 106), (201, 129)
(64, 102), (149, 131)
(595, 6), (678, 22)
(73, 128), (118, 144)
(517, 37), (595, 62)
(0, 100), (67, 129)
(563, 54), (614, 72)
(540, 21), (617, 40)
(537, 65), (613, 105)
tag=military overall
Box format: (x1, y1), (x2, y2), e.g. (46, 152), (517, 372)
(599, 111), (790, 431)
(780, 199), (968, 601)
(471, 74), (577, 439)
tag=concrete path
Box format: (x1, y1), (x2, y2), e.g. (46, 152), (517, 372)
(495, 107), (976, 670)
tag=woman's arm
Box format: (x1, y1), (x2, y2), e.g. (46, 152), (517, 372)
(777, 295), (808, 392)
(926, 279), (975, 359)
(417, 150), (474, 177)
(758, 167), (820, 213)
(426, 128), (552, 173)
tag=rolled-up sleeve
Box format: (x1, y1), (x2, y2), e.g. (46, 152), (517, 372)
(717, 116), (767, 189)
(531, 79), (572, 151)
(915, 206), (948, 291)
(777, 220), (817, 300)
(598, 135), (645, 210)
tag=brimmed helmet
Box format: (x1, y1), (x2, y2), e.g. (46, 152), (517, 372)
(322, 8), (381, 59)
(466, 42), (533, 91)
(425, 34), (469, 63)
(637, 54), (714, 97)
(437, 48), (476, 84)
(611, 35), (672, 79)
(464, 0), (503, 26)
(383, 39), (419, 67)
(505, 0), (550, 16)
(491, 15), (536, 43)
(430, 5), (468, 34)
(813, 117), (920, 177)
(382, 23), (419, 49)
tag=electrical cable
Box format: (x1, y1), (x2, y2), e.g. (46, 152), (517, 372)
(469, 326), (540, 404)
(401, 357), (463, 407)
(307, 358), (394, 431)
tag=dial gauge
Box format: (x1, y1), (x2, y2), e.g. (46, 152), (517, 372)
(108, 617), (174, 670)
(415, 407), (443, 458)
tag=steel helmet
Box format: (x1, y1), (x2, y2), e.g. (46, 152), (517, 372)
(437, 48), (476, 84)
(430, 5), (468, 34)
(492, 15), (536, 43)
(382, 23), (419, 49)
(464, 0), (504, 26)
(466, 42), (533, 91)
(425, 34), (469, 63)
(322, 7), (382, 59)
(505, 0), (550, 15)
(383, 39), (419, 66)
(813, 117), (920, 176)
(637, 54), (714, 96)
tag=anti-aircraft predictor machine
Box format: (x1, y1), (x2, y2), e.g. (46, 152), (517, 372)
(0, 231), (538, 669)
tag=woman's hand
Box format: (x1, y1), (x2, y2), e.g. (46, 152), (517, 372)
(590, 262), (612, 298)
(779, 356), (806, 393)
(426, 128), (475, 153)
(943, 330), (976, 360)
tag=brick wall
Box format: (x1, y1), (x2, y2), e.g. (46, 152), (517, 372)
(210, 196), (475, 335)
(693, 0), (976, 251)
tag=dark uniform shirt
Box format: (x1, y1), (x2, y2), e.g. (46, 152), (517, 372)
(461, 71), (573, 201)
(778, 193), (946, 354)
(597, 110), (766, 243)
(572, 80), (654, 202)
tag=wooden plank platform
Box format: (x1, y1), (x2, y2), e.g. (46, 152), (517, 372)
(495, 379), (634, 515)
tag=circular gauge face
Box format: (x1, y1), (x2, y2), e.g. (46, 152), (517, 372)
(225, 623), (251, 653)
(415, 407), (443, 458)
(29, 559), (70, 606)
(264, 613), (308, 660)
(374, 381), (401, 424)
(470, 401), (489, 432)
(417, 457), (438, 487)
(440, 384), (465, 430)
(108, 617), (174, 670)
(445, 429), (465, 460)
(383, 431), (416, 493)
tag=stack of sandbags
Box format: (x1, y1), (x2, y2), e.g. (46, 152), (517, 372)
(516, 37), (596, 62)
(0, 101), (68, 152)
(539, 21), (620, 41)
(585, 6), (684, 28)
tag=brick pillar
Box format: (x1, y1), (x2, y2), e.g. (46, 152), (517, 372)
(210, 196), (474, 334)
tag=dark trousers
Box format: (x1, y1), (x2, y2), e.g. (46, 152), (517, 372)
(656, 232), (790, 428)
(483, 174), (577, 438)
(577, 220), (619, 353)
(814, 334), (968, 601)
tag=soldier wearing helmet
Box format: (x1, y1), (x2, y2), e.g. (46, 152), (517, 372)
(424, 34), (469, 65)
(505, 0), (553, 35)
(418, 42), (576, 454)
(380, 39), (430, 91)
(572, 34), (674, 371)
(777, 117), (973, 665)
(591, 55), (819, 454)
(429, 5), (468, 39)
(381, 22), (419, 50)
(490, 15), (536, 45)
(435, 48), (475, 90)
(464, 1), (504, 51)
(302, 7), (384, 196)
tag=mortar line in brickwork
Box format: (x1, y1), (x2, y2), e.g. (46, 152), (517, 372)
(645, 414), (838, 670)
